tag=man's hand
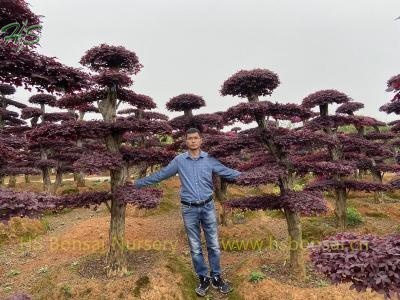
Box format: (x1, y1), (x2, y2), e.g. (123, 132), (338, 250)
(127, 179), (135, 185)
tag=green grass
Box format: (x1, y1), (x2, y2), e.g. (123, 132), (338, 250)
(264, 209), (285, 218)
(248, 271), (266, 283)
(165, 254), (198, 299)
(302, 216), (337, 243)
(145, 184), (179, 216)
(346, 207), (363, 227)
(60, 284), (73, 299)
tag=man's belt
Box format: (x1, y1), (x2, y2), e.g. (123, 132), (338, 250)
(181, 196), (213, 207)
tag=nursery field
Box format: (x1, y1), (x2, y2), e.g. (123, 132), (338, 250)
(1, 174), (399, 300)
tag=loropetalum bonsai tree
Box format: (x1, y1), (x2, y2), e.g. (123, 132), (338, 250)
(336, 101), (398, 203)
(0, 83), (33, 186)
(70, 103), (99, 187)
(307, 74), (400, 299)
(218, 69), (328, 277)
(301, 90), (391, 229)
(117, 107), (173, 179)
(0, 0), (90, 95)
(55, 44), (173, 277)
(23, 93), (77, 193)
(380, 73), (400, 190)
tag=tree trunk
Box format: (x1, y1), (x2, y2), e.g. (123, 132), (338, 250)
(8, 175), (16, 188)
(372, 170), (384, 203)
(321, 104), (348, 230)
(139, 167), (147, 178)
(75, 139), (86, 187)
(0, 175), (4, 185)
(40, 148), (52, 193)
(280, 175), (305, 278)
(76, 171), (86, 187)
(56, 169), (63, 186)
(214, 175), (229, 226)
(42, 167), (52, 192)
(284, 208), (305, 277)
(24, 174), (30, 183)
(106, 167), (128, 277)
(334, 187), (347, 229)
(100, 88), (129, 277)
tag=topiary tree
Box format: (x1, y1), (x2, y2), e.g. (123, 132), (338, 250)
(0, 83), (32, 186)
(336, 101), (398, 203)
(55, 44), (174, 277)
(380, 73), (400, 191)
(302, 90), (391, 228)
(219, 69), (329, 277)
(23, 93), (78, 193)
(0, 0), (90, 95)
(117, 107), (172, 177)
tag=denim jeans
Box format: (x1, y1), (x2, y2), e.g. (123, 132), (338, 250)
(181, 199), (221, 279)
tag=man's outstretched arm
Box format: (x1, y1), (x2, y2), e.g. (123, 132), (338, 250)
(133, 156), (179, 189)
(210, 156), (241, 180)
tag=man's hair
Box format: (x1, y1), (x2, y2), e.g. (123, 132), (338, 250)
(185, 127), (202, 139)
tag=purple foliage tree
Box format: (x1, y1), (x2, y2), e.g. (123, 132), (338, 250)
(380, 73), (400, 191)
(0, 83), (43, 188)
(219, 69), (329, 277)
(302, 90), (391, 228)
(55, 44), (173, 277)
(23, 93), (78, 193)
(336, 101), (397, 202)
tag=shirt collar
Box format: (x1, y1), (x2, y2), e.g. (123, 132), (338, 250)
(184, 150), (207, 159)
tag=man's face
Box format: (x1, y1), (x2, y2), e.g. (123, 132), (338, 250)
(185, 132), (202, 150)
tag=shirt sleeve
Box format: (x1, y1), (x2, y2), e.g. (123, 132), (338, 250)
(210, 156), (242, 180)
(134, 156), (179, 189)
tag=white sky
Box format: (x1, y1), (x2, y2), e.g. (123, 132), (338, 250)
(10, 0), (400, 128)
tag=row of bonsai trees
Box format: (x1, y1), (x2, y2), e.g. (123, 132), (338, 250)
(0, 0), (399, 298)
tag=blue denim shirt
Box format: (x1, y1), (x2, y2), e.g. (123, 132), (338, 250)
(134, 150), (241, 202)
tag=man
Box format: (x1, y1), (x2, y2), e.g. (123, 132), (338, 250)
(132, 127), (241, 297)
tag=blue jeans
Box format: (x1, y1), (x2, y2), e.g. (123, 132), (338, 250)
(181, 199), (221, 279)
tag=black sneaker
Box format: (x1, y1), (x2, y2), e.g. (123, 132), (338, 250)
(195, 275), (211, 297)
(211, 275), (233, 294)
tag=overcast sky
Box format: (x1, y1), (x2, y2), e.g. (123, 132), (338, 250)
(12, 0), (400, 128)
